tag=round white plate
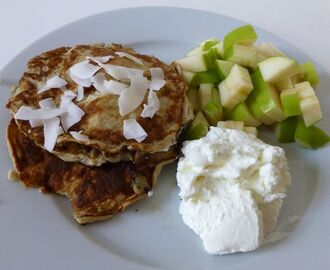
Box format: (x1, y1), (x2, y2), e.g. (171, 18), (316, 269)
(1, 7), (329, 270)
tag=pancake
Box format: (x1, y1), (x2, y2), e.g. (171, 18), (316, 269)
(7, 120), (177, 224)
(7, 44), (193, 166)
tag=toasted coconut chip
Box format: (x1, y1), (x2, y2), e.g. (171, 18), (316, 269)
(101, 64), (144, 81)
(69, 131), (89, 142)
(61, 103), (85, 132)
(118, 75), (148, 116)
(69, 71), (92, 87)
(91, 72), (107, 84)
(115, 52), (144, 65)
(141, 90), (160, 118)
(69, 60), (101, 80)
(37, 75), (67, 93)
(76, 85), (84, 101)
(149, 68), (166, 91)
(123, 119), (147, 142)
(43, 117), (60, 152)
(86, 55), (113, 64)
(14, 106), (65, 120)
(103, 80), (127, 95)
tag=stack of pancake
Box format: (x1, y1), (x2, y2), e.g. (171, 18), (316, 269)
(6, 44), (192, 224)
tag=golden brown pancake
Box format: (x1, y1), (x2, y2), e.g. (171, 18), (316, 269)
(7, 44), (193, 166)
(7, 120), (177, 224)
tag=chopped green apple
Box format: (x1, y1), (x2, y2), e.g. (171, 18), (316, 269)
(217, 120), (244, 130)
(244, 126), (258, 136)
(185, 111), (209, 140)
(295, 81), (316, 99)
(256, 42), (286, 58)
(186, 88), (200, 112)
(198, 83), (213, 108)
(294, 119), (329, 149)
(258, 56), (300, 83)
(299, 96), (322, 127)
(224, 102), (261, 127)
(212, 87), (221, 106)
(181, 70), (195, 85)
(186, 46), (203, 57)
(248, 69), (286, 122)
(215, 60), (235, 80)
(275, 77), (294, 91)
(212, 41), (224, 58)
(224, 44), (261, 68)
(203, 101), (223, 126)
(300, 61), (319, 86)
(280, 88), (302, 117)
(175, 54), (208, 72)
(202, 38), (220, 51)
(223, 25), (258, 52)
(274, 117), (298, 143)
(190, 70), (220, 86)
(218, 64), (253, 109)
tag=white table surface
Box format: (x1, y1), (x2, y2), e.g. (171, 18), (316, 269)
(1, 0), (330, 72)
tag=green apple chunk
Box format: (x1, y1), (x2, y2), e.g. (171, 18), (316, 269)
(275, 77), (294, 91)
(301, 61), (319, 87)
(181, 70), (195, 85)
(175, 54), (208, 72)
(215, 60), (235, 80)
(212, 87), (221, 106)
(295, 81), (315, 99)
(185, 111), (209, 140)
(258, 56), (300, 83)
(198, 83), (213, 108)
(202, 38), (220, 51)
(190, 70), (220, 86)
(257, 42), (286, 58)
(186, 46), (203, 57)
(248, 69), (286, 122)
(300, 96), (323, 127)
(294, 119), (329, 149)
(223, 25), (258, 52)
(280, 89), (302, 117)
(218, 64), (253, 110)
(274, 117), (298, 143)
(224, 102), (261, 127)
(187, 88), (200, 112)
(224, 44), (261, 68)
(203, 101), (224, 126)
(212, 41), (224, 58)
(217, 120), (244, 130)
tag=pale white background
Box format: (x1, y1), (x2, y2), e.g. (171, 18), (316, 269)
(1, 0), (330, 72)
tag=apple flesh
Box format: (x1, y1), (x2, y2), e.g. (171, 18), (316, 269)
(218, 64), (253, 110)
(257, 42), (286, 58)
(224, 102), (261, 127)
(294, 119), (329, 149)
(300, 61), (319, 87)
(185, 111), (209, 140)
(198, 83), (213, 109)
(258, 56), (300, 83)
(175, 54), (208, 72)
(274, 117), (298, 143)
(190, 70), (220, 86)
(223, 25), (258, 52)
(275, 77), (294, 91)
(217, 120), (244, 130)
(224, 44), (261, 68)
(280, 88), (302, 117)
(186, 88), (200, 112)
(203, 100), (223, 126)
(215, 60), (235, 80)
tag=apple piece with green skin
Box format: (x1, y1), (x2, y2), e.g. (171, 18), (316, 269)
(198, 83), (213, 108)
(275, 77), (294, 91)
(299, 96), (323, 127)
(181, 70), (195, 85)
(185, 111), (209, 140)
(280, 88), (302, 117)
(190, 70), (220, 86)
(300, 61), (319, 87)
(186, 88), (200, 112)
(217, 120), (244, 130)
(224, 102), (261, 127)
(274, 117), (298, 143)
(211, 87), (221, 106)
(175, 54), (208, 72)
(211, 41), (224, 58)
(203, 101), (224, 126)
(256, 42), (286, 58)
(202, 38), (220, 51)
(258, 56), (301, 83)
(295, 81), (316, 99)
(224, 44), (262, 68)
(294, 119), (329, 149)
(218, 64), (253, 110)
(186, 46), (203, 57)
(223, 25), (258, 52)
(248, 69), (286, 122)
(215, 60), (235, 80)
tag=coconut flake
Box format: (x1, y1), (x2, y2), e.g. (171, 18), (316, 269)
(29, 119), (43, 128)
(60, 103), (85, 132)
(76, 85), (84, 101)
(115, 52), (144, 65)
(43, 117), (60, 152)
(37, 75), (67, 93)
(141, 90), (160, 118)
(14, 106), (65, 120)
(118, 75), (148, 116)
(123, 119), (147, 142)
(69, 131), (89, 142)
(103, 80), (127, 95)
(101, 64), (144, 81)
(39, 98), (56, 109)
(69, 71), (92, 87)
(60, 91), (76, 110)
(86, 55), (113, 64)
(149, 68), (166, 91)
(69, 60), (101, 80)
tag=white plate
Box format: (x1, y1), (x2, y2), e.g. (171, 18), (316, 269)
(1, 7), (329, 270)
